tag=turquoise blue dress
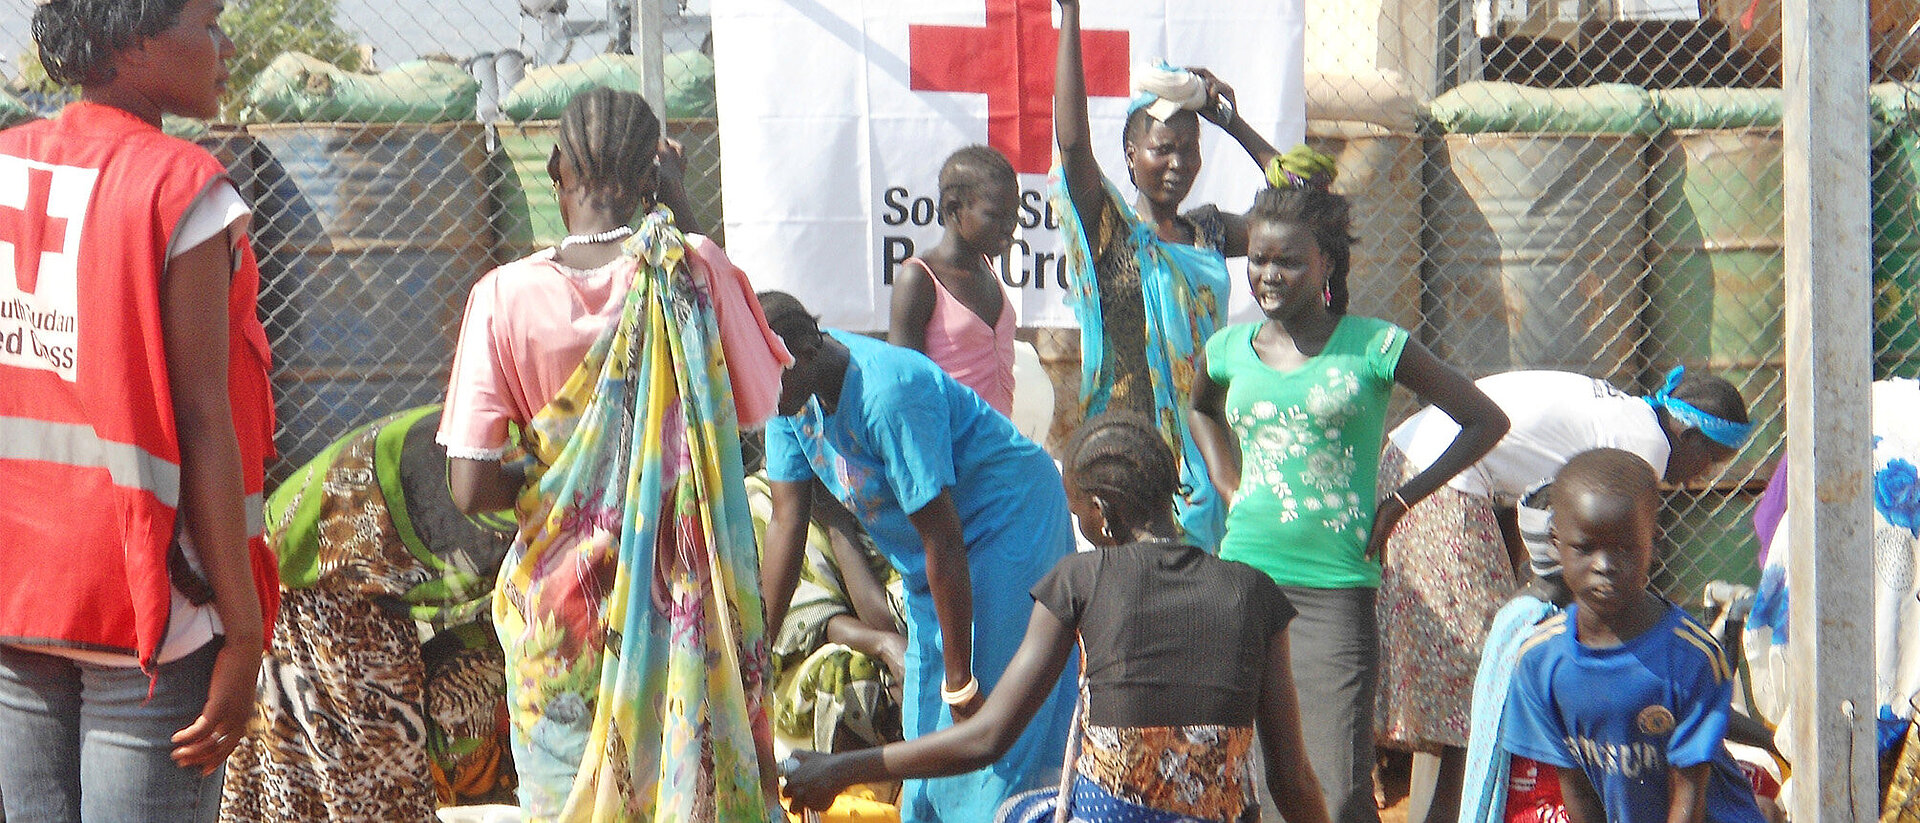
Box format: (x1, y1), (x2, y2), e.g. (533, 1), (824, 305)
(764, 330), (1078, 822)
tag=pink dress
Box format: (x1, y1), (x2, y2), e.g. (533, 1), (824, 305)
(439, 235), (789, 458)
(907, 257), (1016, 415)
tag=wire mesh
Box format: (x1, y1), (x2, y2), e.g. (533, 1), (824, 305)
(1, 0), (1903, 610)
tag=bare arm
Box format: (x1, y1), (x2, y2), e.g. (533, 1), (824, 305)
(781, 602), (1077, 811)
(1558, 767), (1606, 823)
(1256, 629), (1332, 823)
(760, 479), (816, 637)
(908, 491), (981, 717)
(811, 485), (896, 635)
(1494, 504), (1527, 581)
(887, 260), (937, 353)
(1666, 763), (1711, 823)
(1186, 350), (1241, 500)
(160, 230), (265, 775)
(448, 455), (526, 516)
(1188, 68), (1278, 258)
(655, 137), (701, 236)
(1053, 0), (1106, 222)
(1367, 340), (1508, 560)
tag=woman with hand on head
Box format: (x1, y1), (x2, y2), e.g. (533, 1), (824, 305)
(0, 0), (277, 819)
(1188, 155), (1508, 823)
(757, 291), (1078, 823)
(890, 145), (1020, 416)
(782, 412), (1332, 823)
(1053, 0), (1283, 551)
(438, 87), (793, 821)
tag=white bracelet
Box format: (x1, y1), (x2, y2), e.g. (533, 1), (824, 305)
(941, 676), (979, 706)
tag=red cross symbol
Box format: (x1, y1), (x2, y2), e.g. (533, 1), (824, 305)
(0, 166), (68, 294)
(909, 0), (1130, 175)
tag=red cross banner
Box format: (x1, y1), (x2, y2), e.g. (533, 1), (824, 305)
(713, 0), (1305, 330)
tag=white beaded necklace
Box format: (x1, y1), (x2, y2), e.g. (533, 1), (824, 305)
(556, 225), (635, 250)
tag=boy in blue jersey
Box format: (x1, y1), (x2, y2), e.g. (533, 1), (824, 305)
(1502, 448), (1765, 823)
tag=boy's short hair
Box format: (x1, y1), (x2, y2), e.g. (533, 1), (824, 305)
(1551, 448), (1659, 513)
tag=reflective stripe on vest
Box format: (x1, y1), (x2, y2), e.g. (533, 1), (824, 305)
(0, 416), (181, 508)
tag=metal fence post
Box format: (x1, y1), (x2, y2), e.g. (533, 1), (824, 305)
(1782, 0), (1878, 818)
(637, 0), (668, 122)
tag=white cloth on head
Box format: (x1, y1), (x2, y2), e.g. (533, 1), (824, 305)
(1388, 370), (1670, 505)
(1131, 62), (1209, 121)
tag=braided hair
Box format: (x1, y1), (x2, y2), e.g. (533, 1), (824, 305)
(554, 87), (662, 219)
(33, 0), (192, 86)
(1247, 153), (1353, 316)
(937, 145), (1017, 220)
(1061, 412), (1180, 535)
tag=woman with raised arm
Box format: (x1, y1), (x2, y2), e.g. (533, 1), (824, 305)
(1052, 0), (1281, 551)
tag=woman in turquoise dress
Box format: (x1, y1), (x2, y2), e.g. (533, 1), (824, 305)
(1050, 0), (1282, 550)
(756, 292), (1078, 823)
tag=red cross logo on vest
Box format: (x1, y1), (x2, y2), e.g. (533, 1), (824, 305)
(908, 0), (1130, 175)
(1, 165), (69, 294)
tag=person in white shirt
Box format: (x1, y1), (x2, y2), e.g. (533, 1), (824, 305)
(1372, 367), (1752, 823)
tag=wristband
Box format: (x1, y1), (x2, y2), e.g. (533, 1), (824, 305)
(941, 676), (979, 706)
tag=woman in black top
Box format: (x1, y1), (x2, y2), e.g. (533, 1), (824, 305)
(781, 413), (1330, 823)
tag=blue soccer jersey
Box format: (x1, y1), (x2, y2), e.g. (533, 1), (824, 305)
(1502, 602), (1765, 823)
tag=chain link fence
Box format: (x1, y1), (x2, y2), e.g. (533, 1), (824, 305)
(1, 0), (1908, 610)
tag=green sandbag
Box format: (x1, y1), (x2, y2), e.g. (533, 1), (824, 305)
(501, 54), (646, 121)
(246, 52), (477, 123)
(665, 51), (715, 119)
(1652, 87), (1782, 131)
(503, 51), (715, 121)
(0, 88), (37, 129)
(1430, 81), (1659, 135)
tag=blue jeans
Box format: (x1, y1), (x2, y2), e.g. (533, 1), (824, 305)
(0, 639), (224, 823)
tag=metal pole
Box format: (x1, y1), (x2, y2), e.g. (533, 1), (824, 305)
(1781, 0), (1876, 819)
(637, 0), (667, 119)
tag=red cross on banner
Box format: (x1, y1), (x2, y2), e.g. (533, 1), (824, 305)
(0, 166), (68, 294)
(908, 0), (1130, 175)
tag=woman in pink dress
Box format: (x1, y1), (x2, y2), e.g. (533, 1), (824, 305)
(889, 145), (1018, 416)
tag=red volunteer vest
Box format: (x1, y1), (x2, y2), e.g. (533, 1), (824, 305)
(0, 102), (277, 672)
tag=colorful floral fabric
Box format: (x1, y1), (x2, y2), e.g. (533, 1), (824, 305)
(494, 207), (779, 822)
(1051, 172), (1229, 551)
(1375, 445), (1518, 751)
(1076, 724), (1258, 821)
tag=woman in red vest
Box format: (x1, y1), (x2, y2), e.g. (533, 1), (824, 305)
(0, 0), (277, 820)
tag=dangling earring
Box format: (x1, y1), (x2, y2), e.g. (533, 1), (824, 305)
(1093, 496), (1116, 542)
(1322, 284), (1332, 308)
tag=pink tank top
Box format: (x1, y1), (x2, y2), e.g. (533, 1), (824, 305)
(909, 257), (1016, 415)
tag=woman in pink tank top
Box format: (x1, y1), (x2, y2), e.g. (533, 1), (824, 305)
(889, 145), (1018, 415)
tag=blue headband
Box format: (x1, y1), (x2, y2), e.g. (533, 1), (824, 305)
(1647, 366), (1753, 449)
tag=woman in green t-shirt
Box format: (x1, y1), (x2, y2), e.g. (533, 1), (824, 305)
(1188, 153), (1508, 823)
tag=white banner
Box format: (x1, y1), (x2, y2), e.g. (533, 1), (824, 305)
(713, 0), (1305, 331)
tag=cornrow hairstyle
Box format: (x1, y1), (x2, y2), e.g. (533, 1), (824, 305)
(1062, 412), (1180, 534)
(1669, 371), (1750, 425)
(755, 290), (822, 350)
(1247, 183), (1354, 316)
(555, 86), (663, 219)
(33, 0), (192, 87)
(1550, 447), (1660, 515)
(937, 145), (1017, 219)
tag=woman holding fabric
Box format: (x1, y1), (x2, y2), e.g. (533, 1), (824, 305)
(756, 291), (1078, 823)
(1052, 0), (1282, 550)
(438, 88), (792, 822)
